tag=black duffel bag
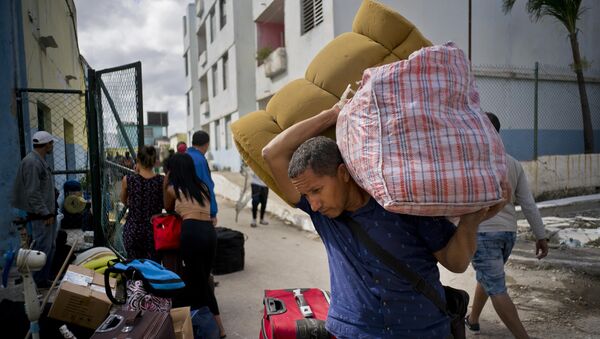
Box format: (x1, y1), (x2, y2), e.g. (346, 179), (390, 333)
(213, 227), (245, 275)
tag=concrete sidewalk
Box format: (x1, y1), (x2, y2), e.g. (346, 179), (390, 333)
(214, 171), (599, 232)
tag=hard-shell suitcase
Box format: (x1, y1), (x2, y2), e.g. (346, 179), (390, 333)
(213, 227), (245, 275)
(91, 309), (175, 339)
(260, 288), (334, 339)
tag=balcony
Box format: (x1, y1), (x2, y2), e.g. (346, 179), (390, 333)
(200, 100), (210, 117)
(196, 0), (204, 17)
(264, 47), (287, 78)
(198, 51), (207, 68)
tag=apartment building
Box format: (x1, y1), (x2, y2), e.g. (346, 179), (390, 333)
(186, 0), (599, 170)
(254, 0), (600, 160)
(185, 0), (256, 172)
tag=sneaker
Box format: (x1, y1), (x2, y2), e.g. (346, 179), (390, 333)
(259, 220), (269, 225)
(465, 315), (480, 334)
(250, 221), (257, 227)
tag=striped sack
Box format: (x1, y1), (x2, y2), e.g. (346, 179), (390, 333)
(336, 42), (507, 217)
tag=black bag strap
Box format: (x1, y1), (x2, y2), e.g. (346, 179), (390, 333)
(337, 214), (450, 316)
(104, 264), (127, 305)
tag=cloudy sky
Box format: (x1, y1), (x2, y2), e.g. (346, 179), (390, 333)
(74, 0), (189, 135)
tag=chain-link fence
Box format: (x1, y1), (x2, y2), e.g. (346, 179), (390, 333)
(16, 89), (92, 228)
(93, 62), (143, 257)
(474, 63), (600, 160)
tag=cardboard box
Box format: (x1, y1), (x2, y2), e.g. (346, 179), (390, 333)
(48, 265), (116, 329)
(170, 307), (193, 339)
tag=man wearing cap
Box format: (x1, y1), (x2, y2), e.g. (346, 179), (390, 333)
(11, 131), (59, 287)
(187, 131), (218, 225)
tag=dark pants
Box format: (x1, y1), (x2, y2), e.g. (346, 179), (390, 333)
(251, 184), (269, 220)
(175, 219), (220, 315)
(30, 219), (58, 285)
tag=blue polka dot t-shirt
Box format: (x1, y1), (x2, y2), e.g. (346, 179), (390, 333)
(297, 196), (456, 339)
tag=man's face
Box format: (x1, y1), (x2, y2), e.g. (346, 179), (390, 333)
(45, 141), (54, 154)
(291, 166), (350, 218)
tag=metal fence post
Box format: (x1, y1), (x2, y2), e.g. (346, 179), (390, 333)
(533, 62), (539, 160)
(135, 62), (144, 149)
(16, 90), (27, 159)
(86, 68), (106, 246)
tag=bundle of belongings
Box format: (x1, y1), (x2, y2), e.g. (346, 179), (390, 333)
(231, 0), (506, 217)
(37, 250), (195, 338)
(337, 42), (506, 216)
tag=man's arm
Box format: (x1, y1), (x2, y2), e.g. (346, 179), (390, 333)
(195, 158), (218, 218)
(22, 161), (50, 216)
(120, 176), (128, 205)
(434, 183), (510, 272)
(262, 106), (340, 205)
(514, 165), (548, 259)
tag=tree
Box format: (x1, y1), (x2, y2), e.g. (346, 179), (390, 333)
(503, 0), (594, 153)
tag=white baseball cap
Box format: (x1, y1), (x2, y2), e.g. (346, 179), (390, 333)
(32, 131), (56, 145)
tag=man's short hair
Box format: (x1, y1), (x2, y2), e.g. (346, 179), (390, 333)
(485, 112), (501, 132)
(192, 131), (210, 146)
(288, 136), (344, 179)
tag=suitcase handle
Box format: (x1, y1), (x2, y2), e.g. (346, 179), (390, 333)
(265, 297), (287, 315)
(96, 313), (124, 333)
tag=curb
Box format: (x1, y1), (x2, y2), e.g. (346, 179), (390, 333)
(212, 173), (315, 232)
(516, 194), (600, 219)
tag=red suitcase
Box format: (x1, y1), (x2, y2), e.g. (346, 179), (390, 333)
(259, 288), (334, 339)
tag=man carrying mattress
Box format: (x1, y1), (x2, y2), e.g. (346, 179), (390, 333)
(263, 106), (506, 338)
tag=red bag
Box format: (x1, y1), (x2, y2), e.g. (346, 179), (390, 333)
(260, 288), (334, 339)
(151, 213), (182, 251)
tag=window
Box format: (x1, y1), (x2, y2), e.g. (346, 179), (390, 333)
(183, 16), (187, 36)
(301, 0), (323, 35)
(222, 52), (228, 90)
(214, 119), (221, 151)
(197, 24), (207, 56)
(209, 7), (215, 43)
(212, 64), (218, 97)
(63, 119), (75, 179)
(225, 115), (232, 149)
(144, 127), (154, 138)
(186, 92), (190, 116)
(184, 52), (189, 76)
(219, 0), (226, 29)
(37, 102), (51, 133)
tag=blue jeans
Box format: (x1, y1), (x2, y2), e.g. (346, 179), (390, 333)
(191, 306), (219, 339)
(471, 232), (516, 296)
(30, 219), (59, 285)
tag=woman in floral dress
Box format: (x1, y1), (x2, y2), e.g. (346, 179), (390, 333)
(120, 145), (163, 260)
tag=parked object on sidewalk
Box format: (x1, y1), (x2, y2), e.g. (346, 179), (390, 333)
(170, 307), (195, 339)
(126, 279), (173, 313)
(213, 227), (245, 275)
(189, 306), (219, 339)
(48, 265), (116, 329)
(91, 309), (175, 339)
(152, 212), (182, 251)
(73, 247), (114, 265)
(104, 259), (185, 306)
(51, 230), (76, 279)
(337, 42), (506, 217)
(231, 0), (432, 204)
(260, 288), (333, 339)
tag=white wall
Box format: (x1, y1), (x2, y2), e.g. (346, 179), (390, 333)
(370, 0), (599, 70)
(185, 4), (201, 139)
(522, 154), (600, 197)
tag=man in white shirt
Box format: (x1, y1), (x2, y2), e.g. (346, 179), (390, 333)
(465, 112), (549, 339)
(250, 170), (269, 227)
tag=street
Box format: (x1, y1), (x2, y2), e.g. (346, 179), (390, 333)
(214, 197), (600, 339)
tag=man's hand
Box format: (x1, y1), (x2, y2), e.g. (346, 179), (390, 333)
(211, 216), (218, 226)
(44, 216), (54, 225)
(536, 239), (549, 259)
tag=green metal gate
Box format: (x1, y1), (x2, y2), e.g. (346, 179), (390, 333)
(87, 61), (143, 256)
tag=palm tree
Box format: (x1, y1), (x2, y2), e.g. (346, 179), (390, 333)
(503, 0), (594, 153)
